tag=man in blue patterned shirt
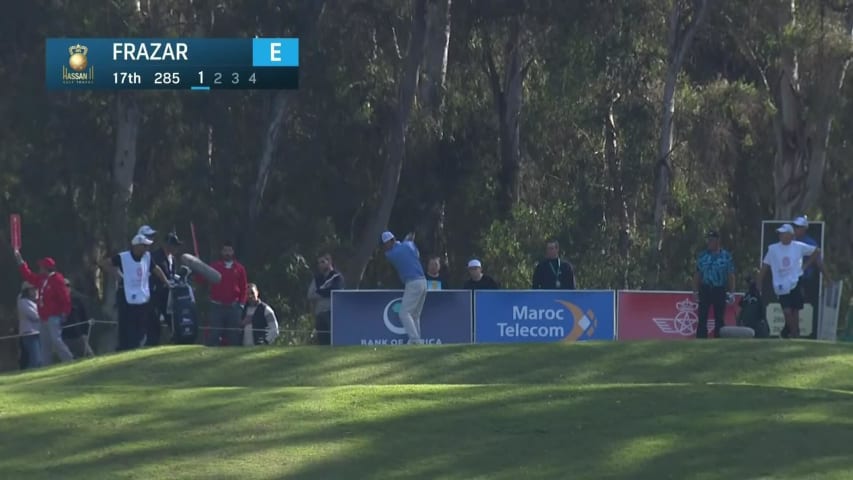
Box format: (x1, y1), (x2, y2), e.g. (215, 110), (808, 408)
(692, 230), (735, 339)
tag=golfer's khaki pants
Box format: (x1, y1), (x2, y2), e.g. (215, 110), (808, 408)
(400, 278), (427, 341)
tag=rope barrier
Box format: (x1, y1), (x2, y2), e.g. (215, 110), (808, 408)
(0, 319), (117, 341)
(1, 320), (325, 341)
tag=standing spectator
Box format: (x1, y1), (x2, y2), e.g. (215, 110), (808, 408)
(241, 283), (280, 346)
(463, 259), (500, 290)
(758, 224), (828, 339)
(692, 231), (735, 339)
(15, 252), (74, 365)
(780, 216), (820, 338)
(380, 231), (427, 344)
(197, 241), (248, 347)
(425, 255), (449, 290)
(307, 253), (344, 345)
(149, 232), (183, 346)
(100, 234), (171, 351)
(62, 278), (95, 358)
(17, 282), (42, 369)
(532, 239), (576, 290)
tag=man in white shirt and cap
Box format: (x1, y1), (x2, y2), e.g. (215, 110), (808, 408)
(100, 234), (171, 351)
(758, 224), (827, 339)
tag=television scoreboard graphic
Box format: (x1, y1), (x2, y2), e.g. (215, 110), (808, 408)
(45, 38), (299, 90)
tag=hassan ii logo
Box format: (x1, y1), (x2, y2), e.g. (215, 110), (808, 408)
(555, 300), (598, 341)
(653, 298), (717, 336)
(62, 44), (95, 84)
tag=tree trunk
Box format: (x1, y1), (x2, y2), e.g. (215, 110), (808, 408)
(649, 0), (709, 284)
(484, 16), (530, 217)
(343, 0), (429, 287)
(419, 0), (452, 114)
(772, 4), (852, 218)
(244, 92), (288, 260)
(101, 94), (140, 348)
(603, 94), (631, 288)
(242, 1), (326, 261)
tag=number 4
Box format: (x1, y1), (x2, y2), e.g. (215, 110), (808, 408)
(249, 73), (256, 84)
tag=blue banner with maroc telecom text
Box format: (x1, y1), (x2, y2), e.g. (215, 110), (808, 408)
(474, 290), (616, 343)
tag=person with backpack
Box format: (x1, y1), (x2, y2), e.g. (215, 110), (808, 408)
(62, 278), (95, 358)
(737, 276), (770, 338)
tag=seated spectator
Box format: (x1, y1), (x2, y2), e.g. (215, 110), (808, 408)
(241, 283), (279, 346)
(425, 255), (449, 290)
(463, 259), (499, 290)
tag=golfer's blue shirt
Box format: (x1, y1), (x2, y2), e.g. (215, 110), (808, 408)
(385, 241), (425, 283)
(697, 249), (734, 288)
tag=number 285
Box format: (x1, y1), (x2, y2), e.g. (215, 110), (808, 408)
(154, 72), (180, 84)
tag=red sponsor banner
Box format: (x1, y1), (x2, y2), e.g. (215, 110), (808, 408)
(9, 214), (21, 251)
(617, 291), (742, 340)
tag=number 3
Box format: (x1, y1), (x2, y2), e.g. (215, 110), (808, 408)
(232, 72), (239, 84)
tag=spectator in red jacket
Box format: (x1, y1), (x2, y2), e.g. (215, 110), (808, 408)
(15, 251), (74, 365)
(196, 241), (248, 346)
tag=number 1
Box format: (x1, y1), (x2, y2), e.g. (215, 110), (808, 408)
(198, 71), (203, 84)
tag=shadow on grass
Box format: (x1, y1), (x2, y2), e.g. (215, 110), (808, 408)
(3, 341), (853, 393)
(1, 383), (853, 479)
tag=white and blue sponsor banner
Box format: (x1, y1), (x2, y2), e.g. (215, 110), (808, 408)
(331, 290), (473, 346)
(474, 290), (616, 343)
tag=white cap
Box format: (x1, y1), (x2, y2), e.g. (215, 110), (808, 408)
(776, 224), (795, 234)
(467, 259), (482, 268)
(132, 234), (154, 246)
(138, 225), (157, 236)
(380, 231), (395, 243)
(793, 216), (808, 227)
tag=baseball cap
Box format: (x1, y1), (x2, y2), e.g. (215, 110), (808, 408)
(467, 259), (482, 268)
(777, 224), (795, 234)
(138, 225), (157, 237)
(21, 281), (34, 290)
(132, 234), (154, 246)
(166, 232), (183, 246)
(793, 216), (808, 228)
(380, 231), (395, 244)
(38, 257), (56, 269)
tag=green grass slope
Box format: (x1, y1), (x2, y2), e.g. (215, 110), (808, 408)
(2, 341), (853, 480)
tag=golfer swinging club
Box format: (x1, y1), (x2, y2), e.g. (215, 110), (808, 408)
(380, 230), (427, 345)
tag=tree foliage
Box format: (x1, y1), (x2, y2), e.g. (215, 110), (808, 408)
(1, 0), (852, 367)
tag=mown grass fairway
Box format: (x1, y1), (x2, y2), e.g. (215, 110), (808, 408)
(2, 341), (853, 479)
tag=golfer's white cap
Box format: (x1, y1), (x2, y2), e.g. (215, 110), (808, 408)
(138, 225), (157, 236)
(777, 224), (795, 234)
(132, 234), (154, 246)
(793, 216), (808, 227)
(380, 231), (395, 244)
(467, 259), (482, 268)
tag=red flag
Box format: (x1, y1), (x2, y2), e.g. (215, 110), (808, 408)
(10, 214), (21, 251)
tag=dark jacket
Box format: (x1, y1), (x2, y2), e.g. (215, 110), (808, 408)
(242, 301), (278, 345)
(532, 258), (576, 290)
(464, 275), (500, 291)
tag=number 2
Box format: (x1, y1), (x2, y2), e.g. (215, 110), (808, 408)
(214, 73), (222, 84)
(232, 72), (239, 84)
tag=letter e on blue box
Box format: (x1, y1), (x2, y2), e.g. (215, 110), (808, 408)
(474, 290), (616, 343)
(252, 38), (299, 67)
